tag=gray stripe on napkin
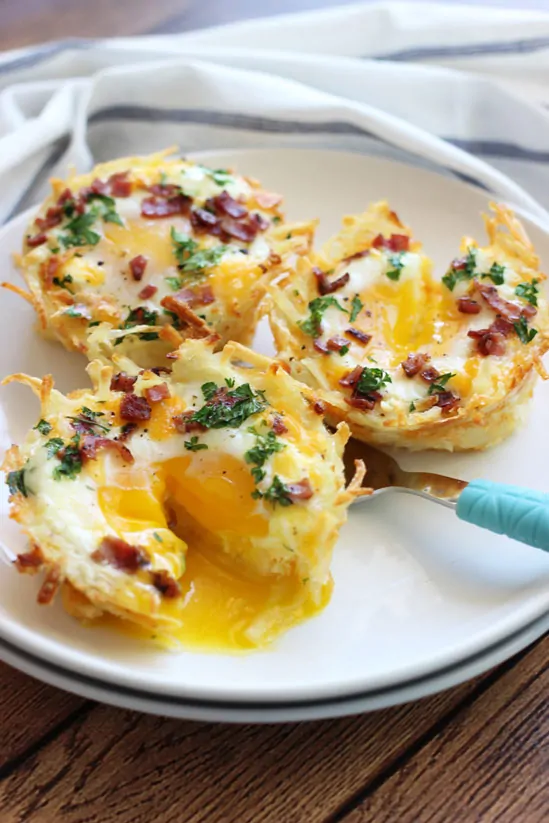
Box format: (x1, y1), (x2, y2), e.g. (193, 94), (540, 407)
(376, 36), (549, 62)
(0, 39), (95, 77)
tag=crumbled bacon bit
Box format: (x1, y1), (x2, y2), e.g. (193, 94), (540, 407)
(147, 183), (182, 198)
(151, 366), (172, 375)
(144, 383), (170, 404)
(271, 415), (288, 435)
(27, 232), (48, 248)
(42, 255), (61, 288)
(151, 570), (181, 598)
(107, 172), (132, 198)
(255, 191), (283, 209)
(37, 566), (61, 604)
(141, 194), (191, 219)
(36, 205), (63, 231)
(169, 285), (215, 309)
(419, 366), (440, 384)
(173, 411), (206, 433)
(56, 188), (73, 205)
(80, 435), (134, 464)
(491, 317), (514, 336)
(110, 372), (137, 393)
(435, 391), (460, 412)
(372, 233), (410, 252)
(285, 478), (314, 501)
(450, 256), (468, 271)
(129, 255), (148, 281)
(120, 393), (151, 422)
(345, 327), (371, 345)
(457, 297), (481, 314)
(311, 399), (326, 415)
(468, 328), (507, 356)
(14, 545), (44, 574)
(92, 537), (148, 574)
(313, 338), (330, 354)
(219, 216), (258, 242)
(401, 353), (430, 378)
(326, 336), (349, 353)
(345, 395), (377, 410)
(191, 208), (220, 232)
(210, 191), (248, 219)
(339, 366), (363, 387)
(474, 280), (536, 321)
(313, 266), (350, 295)
(138, 284), (158, 300)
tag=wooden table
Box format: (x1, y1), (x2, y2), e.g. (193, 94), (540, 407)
(1, 2), (548, 821)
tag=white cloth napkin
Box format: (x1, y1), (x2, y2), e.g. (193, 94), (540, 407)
(2, 2), (549, 226)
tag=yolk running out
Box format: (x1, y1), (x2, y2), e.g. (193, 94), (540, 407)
(97, 455), (328, 651)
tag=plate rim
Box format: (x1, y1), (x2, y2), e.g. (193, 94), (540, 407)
(1, 147), (549, 707)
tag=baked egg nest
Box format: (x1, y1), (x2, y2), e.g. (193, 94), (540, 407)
(269, 202), (549, 451)
(3, 338), (363, 649)
(10, 149), (315, 368)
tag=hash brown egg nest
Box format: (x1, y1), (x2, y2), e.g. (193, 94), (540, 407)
(11, 149), (315, 368)
(3, 338), (362, 649)
(269, 202), (549, 451)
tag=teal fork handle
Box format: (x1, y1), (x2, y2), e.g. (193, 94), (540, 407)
(456, 479), (549, 552)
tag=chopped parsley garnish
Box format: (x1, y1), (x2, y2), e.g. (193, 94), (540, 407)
(245, 427), (285, 484)
(165, 276), (183, 291)
(6, 468), (27, 497)
(87, 193), (123, 226)
(349, 295), (363, 323)
(256, 475), (293, 507)
(189, 383), (267, 430)
(356, 367), (392, 395)
(272, 216), (282, 225)
(153, 532), (163, 543)
(170, 227), (228, 276)
(298, 296), (348, 337)
(514, 316), (538, 344)
(52, 439), (83, 481)
(385, 253), (406, 281)
(116, 306), (159, 343)
(184, 436), (208, 452)
(63, 306), (85, 318)
(339, 345), (350, 356)
(34, 419), (52, 435)
(88, 320), (100, 327)
(442, 248), (477, 291)
(52, 274), (73, 291)
(409, 401), (416, 412)
(225, 377), (235, 388)
(67, 407), (109, 434)
(59, 212), (100, 249)
(45, 437), (65, 457)
(427, 372), (456, 395)
(483, 262), (505, 286)
(515, 279), (539, 307)
(209, 168), (233, 186)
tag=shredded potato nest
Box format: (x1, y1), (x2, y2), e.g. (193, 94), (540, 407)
(269, 202), (549, 451)
(8, 148), (316, 369)
(2, 338), (364, 648)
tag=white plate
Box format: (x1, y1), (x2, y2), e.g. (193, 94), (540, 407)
(1, 149), (548, 718)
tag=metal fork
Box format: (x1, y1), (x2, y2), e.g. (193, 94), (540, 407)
(344, 439), (549, 552)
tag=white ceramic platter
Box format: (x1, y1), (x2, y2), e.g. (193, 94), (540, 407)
(1, 149), (548, 721)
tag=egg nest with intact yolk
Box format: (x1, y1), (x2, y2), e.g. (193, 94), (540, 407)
(10, 149), (316, 369)
(269, 201), (549, 451)
(2, 338), (361, 651)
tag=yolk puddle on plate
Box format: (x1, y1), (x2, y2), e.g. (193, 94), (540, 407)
(95, 455), (330, 652)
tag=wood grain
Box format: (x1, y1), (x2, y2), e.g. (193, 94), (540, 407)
(0, 666), (501, 823)
(343, 636), (549, 823)
(0, 663), (87, 768)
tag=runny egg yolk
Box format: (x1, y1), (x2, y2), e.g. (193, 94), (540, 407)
(104, 219), (180, 272)
(97, 453), (324, 650)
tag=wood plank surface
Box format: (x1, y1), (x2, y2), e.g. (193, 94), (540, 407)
(0, 661), (506, 823)
(0, 663), (88, 769)
(343, 637), (549, 823)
